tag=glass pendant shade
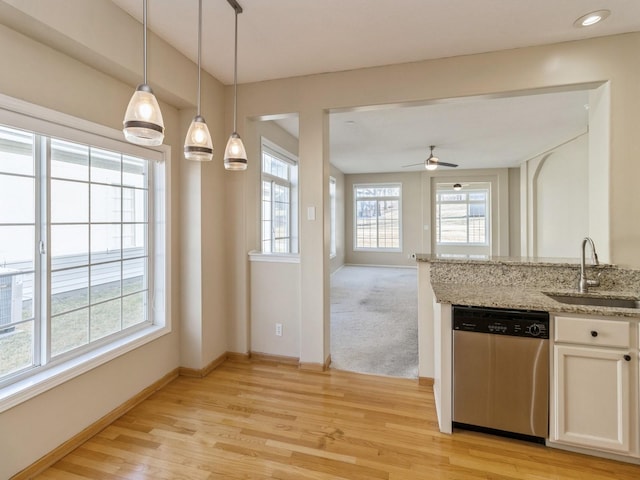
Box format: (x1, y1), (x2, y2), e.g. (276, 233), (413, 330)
(425, 158), (438, 171)
(224, 132), (248, 170)
(123, 84), (165, 146)
(184, 115), (213, 161)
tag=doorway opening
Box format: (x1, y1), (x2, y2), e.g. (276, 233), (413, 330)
(330, 265), (418, 378)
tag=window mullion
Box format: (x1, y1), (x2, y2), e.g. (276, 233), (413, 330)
(38, 136), (51, 365)
(287, 181), (292, 252)
(375, 200), (380, 249)
(270, 180), (276, 251)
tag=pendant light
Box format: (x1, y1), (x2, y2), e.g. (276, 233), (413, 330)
(425, 145), (438, 171)
(184, 0), (214, 161)
(123, 0), (165, 146)
(224, 0), (248, 171)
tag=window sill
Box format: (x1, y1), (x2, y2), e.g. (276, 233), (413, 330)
(0, 324), (170, 414)
(248, 251), (300, 264)
(353, 248), (402, 253)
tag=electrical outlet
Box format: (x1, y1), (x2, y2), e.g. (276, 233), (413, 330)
(275, 323), (283, 336)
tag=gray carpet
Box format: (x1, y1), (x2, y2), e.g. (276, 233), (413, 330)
(330, 266), (418, 379)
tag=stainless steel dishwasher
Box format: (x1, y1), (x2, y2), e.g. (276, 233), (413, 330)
(452, 305), (549, 443)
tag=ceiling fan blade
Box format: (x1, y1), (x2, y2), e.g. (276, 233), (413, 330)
(436, 161), (458, 168)
(401, 162), (425, 168)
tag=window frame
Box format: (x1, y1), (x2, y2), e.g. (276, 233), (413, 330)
(435, 185), (491, 247)
(329, 176), (336, 258)
(353, 183), (402, 252)
(260, 137), (298, 254)
(0, 93), (171, 412)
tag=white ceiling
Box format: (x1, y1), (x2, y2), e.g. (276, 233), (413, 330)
(107, 0), (638, 174)
(327, 88), (591, 173)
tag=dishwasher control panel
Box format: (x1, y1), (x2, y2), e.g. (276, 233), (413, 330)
(453, 305), (549, 339)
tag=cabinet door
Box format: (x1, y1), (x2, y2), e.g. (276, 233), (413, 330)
(552, 344), (631, 453)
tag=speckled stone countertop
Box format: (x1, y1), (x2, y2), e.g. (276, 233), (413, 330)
(417, 254), (640, 318)
(431, 283), (640, 318)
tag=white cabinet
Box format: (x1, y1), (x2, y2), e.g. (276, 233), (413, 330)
(551, 315), (637, 456)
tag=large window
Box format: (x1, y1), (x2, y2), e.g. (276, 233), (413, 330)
(354, 184), (401, 250)
(435, 185), (490, 245)
(261, 139), (298, 253)
(0, 105), (166, 395)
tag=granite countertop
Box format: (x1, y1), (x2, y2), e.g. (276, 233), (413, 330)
(415, 253), (605, 268)
(432, 282), (640, 318)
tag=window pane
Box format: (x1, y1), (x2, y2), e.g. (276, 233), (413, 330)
(91, 262), (121, 304)
(263, 153), (289, 181)
(378, 200), (399, 248)
(51, 180), (88, 223)
(0, 319), (34, 377)
(19, 272), (34, 321)
(0, 174), (34, 224)
(51, 267), (89, 316)
(123, 292), (146, 329)
(0, 125), (34, 176)
(122, 224), (146, 257)
(356, 200), (377, 248)
(91, 224), (121, 263)
(0, 225), (35, 272)
(122, 188), (146, 223)
(122, 156), (146, 188)
(51, 225), (88, 269)
(51, 139), (88, 181)
(123, 257), (146, 295)
(51, 309), (88, 356)
(91, 148), (121, 185)
(439, 204), (467, 243)
(90, 298), (121, 341)
(0, 270), (26, 327)
(51, 225), (88, 268)
(91, 184), (121, 223)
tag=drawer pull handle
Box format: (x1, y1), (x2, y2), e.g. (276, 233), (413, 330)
(590, 330), (598, 337)
(624, 355), (631, 362)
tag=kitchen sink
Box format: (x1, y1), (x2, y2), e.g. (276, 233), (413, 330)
(543, 292), (640, 309)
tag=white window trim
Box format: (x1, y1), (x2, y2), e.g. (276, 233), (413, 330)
(435, 187), (491, 247)
(353, 182), (403, 252)
(329, 176), (337, 259)
(0, 93), (171, 414)
(260, 137), (299, 254)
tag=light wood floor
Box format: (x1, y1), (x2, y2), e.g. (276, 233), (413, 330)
(36, 358), (640, 479)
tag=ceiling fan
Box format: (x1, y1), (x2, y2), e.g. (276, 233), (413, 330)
(402, 145), (458, 170)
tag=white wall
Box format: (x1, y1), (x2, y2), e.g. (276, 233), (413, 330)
(249, 255), (300, 358)
(330, 164), (346, 273)
(508, 168), (521, 257)
(535, 135), (589, 258)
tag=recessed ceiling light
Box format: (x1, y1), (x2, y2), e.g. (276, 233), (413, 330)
(573, 10), (610, 28)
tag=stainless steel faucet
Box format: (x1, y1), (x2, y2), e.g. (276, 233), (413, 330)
(579, 237), (600, 293)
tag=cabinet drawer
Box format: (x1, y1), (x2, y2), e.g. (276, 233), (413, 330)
(555, 316), (631, 348)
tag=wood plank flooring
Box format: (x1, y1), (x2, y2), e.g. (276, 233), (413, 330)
(36, 358), (640, 479)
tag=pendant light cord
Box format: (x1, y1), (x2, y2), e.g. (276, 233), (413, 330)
(143, 0), (148, 84)
(197, 0), (202, 116)
(233, 9), (238, 132)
